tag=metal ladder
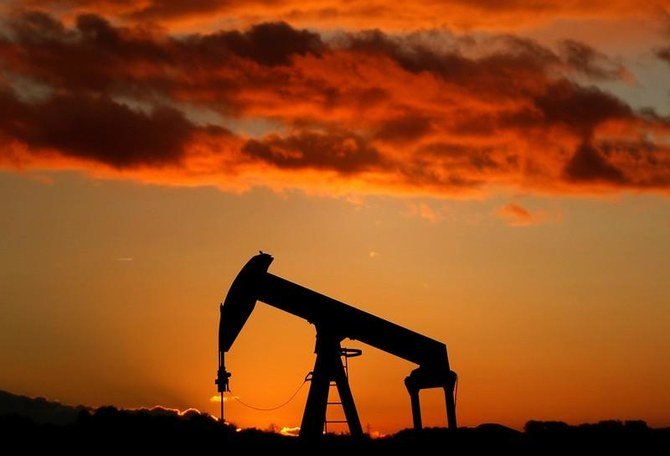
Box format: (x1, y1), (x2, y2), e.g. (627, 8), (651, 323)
(324, 347), (362, 434)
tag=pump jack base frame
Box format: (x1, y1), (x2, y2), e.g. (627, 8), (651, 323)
(298, 330), (457, 439)
(300, 331), (364, 439)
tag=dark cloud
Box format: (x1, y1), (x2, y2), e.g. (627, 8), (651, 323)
(656, 46), (670, 65)
(76, 14), (121, 47)
(564, 140), (627, 183)
(0, 88), (219, 168)
(5, 10), (68, 43)
(532, 81), (633, 135)
(343, 31), (557, 99)
(343, 32), (632, 112)
(419, 142), (504, 172)
(375, 114), (432, 143)
(1, 14), (320, 101)
(559, 39), (626, 80)
(1, 11), (171, 93)
(242, 131), (382, 173)
(185, 21), (324, 66)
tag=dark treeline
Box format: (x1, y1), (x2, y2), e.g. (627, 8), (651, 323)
(2, 407), (669, 454)
(0, 392), (668, 453)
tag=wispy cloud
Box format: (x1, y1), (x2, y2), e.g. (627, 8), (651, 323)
(403, 202), (447, 223)
(496, 203), (560, 227)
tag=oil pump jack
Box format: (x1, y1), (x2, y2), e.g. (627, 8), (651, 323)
(215, 252), (457, 438)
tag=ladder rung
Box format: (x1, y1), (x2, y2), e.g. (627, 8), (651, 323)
(327, 402), (341, 405)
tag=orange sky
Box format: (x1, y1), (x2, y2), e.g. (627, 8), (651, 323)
(1, 0), (669, 434)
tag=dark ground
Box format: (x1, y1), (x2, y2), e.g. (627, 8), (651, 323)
(1, 390), (669, 454)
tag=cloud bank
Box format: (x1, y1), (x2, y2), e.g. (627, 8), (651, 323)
(0, 9), (668, 197)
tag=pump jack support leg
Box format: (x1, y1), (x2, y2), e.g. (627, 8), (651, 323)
(408, 387), (422, 430)
(300, 350), (332, 439)
(444, 384), (457, 429)
(332, 355), (363, 437)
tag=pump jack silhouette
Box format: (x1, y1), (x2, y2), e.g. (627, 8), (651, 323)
(216, 253), (457, 439)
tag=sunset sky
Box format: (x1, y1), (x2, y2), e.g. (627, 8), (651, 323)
(1, 0), (670, 435)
